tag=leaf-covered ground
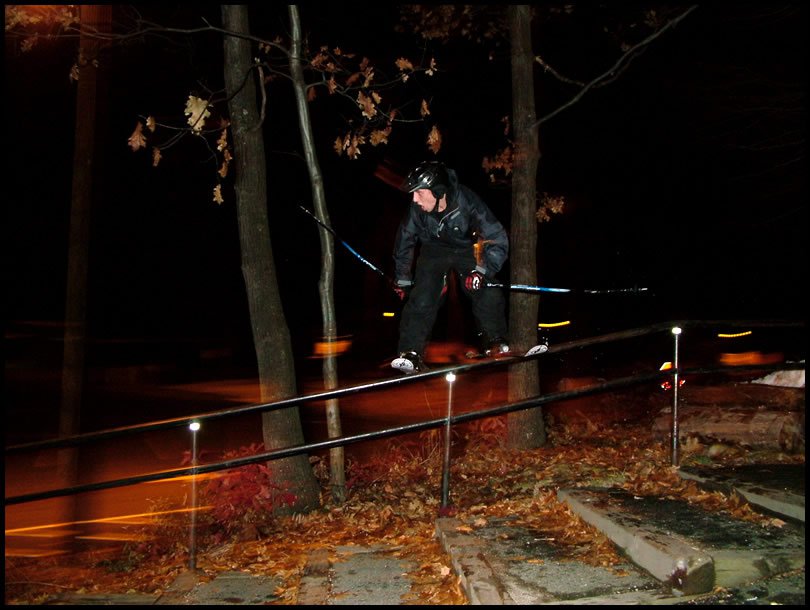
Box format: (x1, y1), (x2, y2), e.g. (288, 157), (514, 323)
(5, 402), (803, 605)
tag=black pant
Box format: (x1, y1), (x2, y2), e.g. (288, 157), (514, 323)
(397, 244), (508, 355)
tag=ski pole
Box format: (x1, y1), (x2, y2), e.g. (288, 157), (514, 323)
(486, 282), (648, 295)
(300, 206), (648, 296)
(486, 283), (571, 294)
(581, 286), (649, 294)
(299, 205), (393, 284)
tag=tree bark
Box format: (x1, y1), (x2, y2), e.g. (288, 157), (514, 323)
(221, 4), (319, 513)
(506, 5), (546, 449)
(288, 5), (346, 504)
(57, 5), (111, 532)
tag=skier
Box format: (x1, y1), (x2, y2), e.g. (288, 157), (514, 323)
(391, 160), (510, 374)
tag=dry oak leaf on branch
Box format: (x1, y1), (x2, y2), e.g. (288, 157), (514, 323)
(369, 124), (392, 146)
(427, 125), (442, 154)
(185, 95), (211, 133)
(356, 91), (381, 119)
(334, 132), (366, 159)
(127, 121), (147, 152)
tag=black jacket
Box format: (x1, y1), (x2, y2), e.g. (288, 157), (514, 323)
(393, 168), (509, 283)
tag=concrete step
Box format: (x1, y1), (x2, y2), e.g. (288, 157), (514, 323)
(559, 487), (804, 595)
(437, 464), (805, 604)
(435, 516), (678, 604)
(677, 463), (805, 523)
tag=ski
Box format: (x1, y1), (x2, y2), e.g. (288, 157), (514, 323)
(464, 342), (549, 360)
(525, 343), (550, 356)
(391, 354), (426, 375)
(389, 341), (550, 376)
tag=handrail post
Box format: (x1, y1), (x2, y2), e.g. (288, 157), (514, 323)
(441, 372), (456, 509)
(670, 327), (682, 467)
(188, 420), (200, 571)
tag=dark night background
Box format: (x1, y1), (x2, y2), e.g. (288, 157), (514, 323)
(5, 4), (807, 385)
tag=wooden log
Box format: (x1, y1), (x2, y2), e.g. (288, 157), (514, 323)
(674, 384), (804, 410)
(652, 405), (804, 453)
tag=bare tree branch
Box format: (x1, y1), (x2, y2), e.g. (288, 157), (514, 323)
(532, 5), (699, 128)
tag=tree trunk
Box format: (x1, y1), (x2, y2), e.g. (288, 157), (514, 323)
(221, 5), (319, 513)
(506, 5), (546, 449)
(57, 5), (111, 529)
(288, 5), (346, 504)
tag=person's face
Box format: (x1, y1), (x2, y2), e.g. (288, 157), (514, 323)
(412, 188), (438, 212)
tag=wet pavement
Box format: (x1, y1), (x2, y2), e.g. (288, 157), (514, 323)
(38, 463), (804, 605)
(678, 463), (805, 523)
(437, 464), (803, 604)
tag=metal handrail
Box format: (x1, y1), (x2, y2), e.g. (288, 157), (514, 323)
(5, 319), (805, 507)
(6, 321), (683, 455)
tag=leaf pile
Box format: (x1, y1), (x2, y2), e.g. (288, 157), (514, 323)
(5, 414), (802, 605)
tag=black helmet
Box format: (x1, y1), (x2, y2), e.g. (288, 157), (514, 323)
(401, 161), (449, 197)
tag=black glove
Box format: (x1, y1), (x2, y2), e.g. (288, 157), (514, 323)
(394, 281), (413, 301)
(465, 270), (485, 291)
